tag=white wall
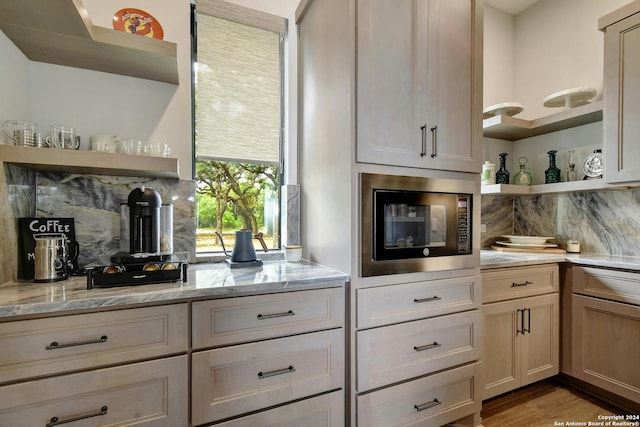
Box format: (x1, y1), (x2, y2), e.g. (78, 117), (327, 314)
(0, 32), (30, 145)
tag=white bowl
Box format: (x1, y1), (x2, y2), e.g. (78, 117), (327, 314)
(502, 235), (555, 245)
(284, 245), (302, 262)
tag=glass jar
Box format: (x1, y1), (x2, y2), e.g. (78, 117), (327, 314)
(513, 157), (533, 186)
(545, 150), (561, 184)
(495, 152), (510, 184)
(566, 149), (578, 181)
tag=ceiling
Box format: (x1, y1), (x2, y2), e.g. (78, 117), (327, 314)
(484, 0), (541, 15)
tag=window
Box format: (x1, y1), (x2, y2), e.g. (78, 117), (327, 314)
(192, 1), (286, 253)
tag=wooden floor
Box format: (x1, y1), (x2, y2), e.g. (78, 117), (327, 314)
(481, 380), (623, 427)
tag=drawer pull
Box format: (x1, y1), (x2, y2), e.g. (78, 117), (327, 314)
(258, 365), (296, 379)
(46, 335), (108, 350)
(46, 405), (108, 426)
(414, 342), (441, 352)
(414, 398), (441, 412)
(511, 280), (533, 287)
(257, 310), (295, 320)
(413, 296), (442, 303)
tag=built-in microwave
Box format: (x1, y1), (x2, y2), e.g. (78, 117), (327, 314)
(361, 173), (479, 277)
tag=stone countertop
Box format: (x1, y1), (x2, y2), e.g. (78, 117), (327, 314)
(481, 249), (640, 271)
(0, 260), (350, 319)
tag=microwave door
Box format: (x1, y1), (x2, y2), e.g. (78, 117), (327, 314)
(428, 204), (446, 247)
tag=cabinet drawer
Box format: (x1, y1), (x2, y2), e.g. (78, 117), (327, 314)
(482, 265), (558, 303)
(0, 355), (188, 426)
(192, 287), (344, 349)
(357, 310), (481, 392)
(573, 266), (640, 305)
(357, 362), (481, 427)
(357, 275), (480, 329)
(214, 390), (344, 427)
(0, 304), (188, 384)
(192, 328), (344, 425)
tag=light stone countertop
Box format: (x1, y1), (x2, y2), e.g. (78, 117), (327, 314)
(481, 249), (640, 271)
(0, 260), (350, 319)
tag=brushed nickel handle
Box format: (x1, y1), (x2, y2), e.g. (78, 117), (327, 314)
(46, 406), (108, 426)
(414, 296), (442, 303)
(414, 398), (441, 412)
(46, 335), (108, 350)
(420, 124), (427, 157)
(258, 365), (295, 379)
(414, 342), (441, 352)
(257, 310), (295, 320)
(511, 280), (533, 287)
(430, 125), (437, 158)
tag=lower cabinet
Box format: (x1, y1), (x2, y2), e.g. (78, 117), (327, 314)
(482, 293), (559, 399)
(0, 355), (188, 426)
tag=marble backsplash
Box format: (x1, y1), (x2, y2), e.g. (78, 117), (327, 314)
(482, 188), (640, 255)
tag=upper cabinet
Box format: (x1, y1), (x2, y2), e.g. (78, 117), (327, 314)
(0, 0), (178, 84)
(600, 1), (640, 184)
(356, 0), (482, 173)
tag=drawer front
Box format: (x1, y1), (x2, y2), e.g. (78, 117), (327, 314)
(357, 362), (481, 427)
(0, 304), (188, 384)
(483, 265), (558, 303)
(214, 390), (344, 427)
(192, 328), (344, 425)
(0, 355), (188, 426)
(357, 275), (481, 329)
(573, 265), (640, 305)
(192, 287), (344, 349)
(357, 310), (481, 392)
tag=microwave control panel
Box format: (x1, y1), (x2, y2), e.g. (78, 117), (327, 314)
(457, 196), (470, 253)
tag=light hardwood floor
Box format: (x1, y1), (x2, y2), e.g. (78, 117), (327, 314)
(481, 380), (624, 427)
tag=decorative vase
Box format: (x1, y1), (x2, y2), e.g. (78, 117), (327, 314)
(495, 152), (510, 184)
(513, 156), (533, 186)
(545, 150), (561, 184)
(566, 149), (578, 181)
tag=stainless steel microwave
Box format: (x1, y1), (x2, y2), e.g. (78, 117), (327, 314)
(361, 173), (479, 277)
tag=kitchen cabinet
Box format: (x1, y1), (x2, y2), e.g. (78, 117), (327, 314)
(0, 0), (178, 84)
(569, 265), (640, 405)
(0, 304), (189, 426)
(191, 288), (345, 426)
(354, 274), (483, 426)
(0, 145), (179, 179)
(482, 265), (560, 400)
(600, 2), (640, 184)
(356, 0), (482, 172)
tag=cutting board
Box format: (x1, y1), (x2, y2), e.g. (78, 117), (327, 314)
(491, 245), (566, 254)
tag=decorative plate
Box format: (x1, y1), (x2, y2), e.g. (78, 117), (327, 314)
(496, 241), (559, 249)
(582, 151), (604, 178)
(113, 8), (164, 40)
(502, 235), (555, 245)
(483, 102), (524, 119)
(543, 87), (597, 108)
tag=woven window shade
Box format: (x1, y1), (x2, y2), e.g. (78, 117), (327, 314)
(196, 13), (282, 164)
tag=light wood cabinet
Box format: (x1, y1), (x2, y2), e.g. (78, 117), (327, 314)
(0, 353), (188, 426)
(569, 265), (640, 404)
(482, 265), (560, 400)
(356, 0), (482, 172)
(600, 2), (640, 184)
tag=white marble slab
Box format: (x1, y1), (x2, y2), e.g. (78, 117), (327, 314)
(0, 260), (350, 319)
(481, 249), (640, 272)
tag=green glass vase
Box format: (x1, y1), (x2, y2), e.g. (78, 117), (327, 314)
(495, 152), (510, 184)
(545, 150), (561, 184)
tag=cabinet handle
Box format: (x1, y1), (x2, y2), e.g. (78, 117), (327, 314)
(511, 280), (533, 287)
(46, 335), (108, 350)
(414, 398), (441, 412)
(430, 125), (437, 158)
(413, 296), (442, 303)
(257, 310), (295, 320)
(516, 309), (524, 335)
(414, 341), (441, 352)
(523, 308), (531, 334)
(420, 125), (427, 157)
(46, 406), (108, 426)
(258, 365), (295, 379)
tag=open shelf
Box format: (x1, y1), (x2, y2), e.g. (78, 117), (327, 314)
(0, 145), (179, 179)
(0, 0), (178, 84)
(481, 178), (615, 195)
(483, 101), (603, 141)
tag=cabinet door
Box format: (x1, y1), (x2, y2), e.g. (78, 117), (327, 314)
(572, 294), (640, 403)
(520, 293), (559, 387)
(482, 299), (522, 400)
(603, 12), (640, 183)
(356, 0), (480, 172)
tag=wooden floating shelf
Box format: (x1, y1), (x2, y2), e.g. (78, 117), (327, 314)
(0, 145), (179, 179)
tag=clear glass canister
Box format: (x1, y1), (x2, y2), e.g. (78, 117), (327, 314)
(160, 204), (173, 254)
